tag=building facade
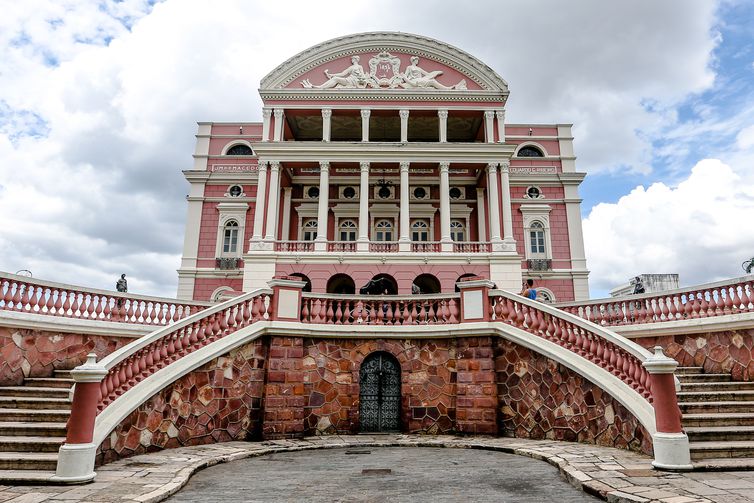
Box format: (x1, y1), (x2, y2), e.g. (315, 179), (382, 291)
(177, 32), (590, 302)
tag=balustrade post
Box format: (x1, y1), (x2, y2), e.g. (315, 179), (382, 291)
(52, 353), (108, 483)
(642, 346), (692, 471)
(269, 276), (307, 321)
(457, 277), (494, 322)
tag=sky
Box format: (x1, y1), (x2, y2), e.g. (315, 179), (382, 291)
(1, 0), (753, 299)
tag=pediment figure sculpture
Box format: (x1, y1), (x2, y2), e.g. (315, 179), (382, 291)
(301, 52), (466, 90)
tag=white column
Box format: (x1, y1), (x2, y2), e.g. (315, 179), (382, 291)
(273, 109), (284, 142)
(314, 161), (329, 251)
(281, 187), (292, 242)
(399, 109), (409, 142)
(361, 109), (371, 142)
(439, 162), (452, 251)
(176, 180), (205, 299)
(496, 109), (506, 143)
(500, 160), (515, 250)
(484, 110), (495, 143)
(322, 108), (332, 142)
(486, 163), (502, 243)
(251, 161), (268, 242)
(262, 108), (272, 142)
(264, 162), (281, 242)
(398, 161), (411, 251)
(476, 187), (487, 242)
(357, 162), (370, 251)
(438, 109), (448, 143)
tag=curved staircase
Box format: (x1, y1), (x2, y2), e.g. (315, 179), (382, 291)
(678, 366), (754, 469)
(0, 370), (73, 482)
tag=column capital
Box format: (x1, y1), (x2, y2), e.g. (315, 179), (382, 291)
(486, 162), (498, 173)
(257, 159), (268, 170)
(283, 186), (292, 194)
(399, 161), (410, 172)
(360, 108), (371, 119)
(319, 161), (330, 172)
(269, 161), (280, 172)
(360, 161), (370, 172)
(273, 108), (284, 118)
(499, 160), (510, 172)
(262, 108), (272, 118)
(439, 162), (450, 172)
(496, 109), (506, 119)
(321, 108), (332, 119)
(484, 110), (495, 119)
(399, 109), (410, 119)
(437, 109), (448, 119)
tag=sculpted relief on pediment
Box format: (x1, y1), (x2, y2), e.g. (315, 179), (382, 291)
(301, 52), (467, 90)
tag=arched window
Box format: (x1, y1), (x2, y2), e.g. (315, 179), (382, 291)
(517, 145), (544, 157)
(302, 219), (318, 241)
(339, 219), (357, 241)
(537, 289), (555, 304)
(450, 220), (465, 242)
(529, 221), (546, 256)
(375, 219), (393, 241)
(223, 220), (239, 254)
(226, 144), (253, 156)
(413, 274), (441, 294)
(411, 220), (429, 242)
(327, 274), (355, 294)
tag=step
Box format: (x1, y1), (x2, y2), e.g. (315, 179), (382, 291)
(677, 373), (732, 383)
(681, 401), (754, 414)
(0, 386), (71, 399)
(0, 435), (64, 452)
(0, 397), (70, 410)
(23, 377), (74, 389)
(680, 381), (754, 392)
(676, 367), (704, 375)
(676, 390), (754, 402)
(0, 452), (58, 470)
(0, 469), (56, 484)
(690, 441), (754, 460)
(683, 413), (754, 427)
(53, 370), (72, 378)
(0, 422), (67, 437)
(692, 457), (754, 471)
(0, 408), (70, 423)
(686, 426), (754, 442)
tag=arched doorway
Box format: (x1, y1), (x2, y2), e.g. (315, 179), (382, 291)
(359, 352), (401, 432)
(326, 274), (355, 294)
(413, 273), (441, 294)
(288, 273), (312, 292)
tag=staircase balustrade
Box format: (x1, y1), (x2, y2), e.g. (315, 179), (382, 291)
(300, 293), (460, 325)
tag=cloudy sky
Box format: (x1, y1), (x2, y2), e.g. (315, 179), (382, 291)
(1, 0), (753, 299)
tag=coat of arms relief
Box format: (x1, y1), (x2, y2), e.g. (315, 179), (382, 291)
(301, 52), (467, 90)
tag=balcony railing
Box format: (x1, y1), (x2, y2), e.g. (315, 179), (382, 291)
(526, 259), (552, 271)
(275, 241), (315, 252)
(272, 241), (491, 253)
(411, 242), (441, 253)
(453, 242), (491, 253)
(369, 241), (399, 253)
(215, 257), (241, 270)
(327, 241), (357, 252)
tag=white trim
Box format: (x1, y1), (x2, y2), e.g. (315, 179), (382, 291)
(519, 204), (553, 260)
(215, 202), (249, 259)
(0, 310), (150, 339)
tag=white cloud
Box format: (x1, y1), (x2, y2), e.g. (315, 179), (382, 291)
(736, 124), (754, 149)
(583, 159), (754, 295)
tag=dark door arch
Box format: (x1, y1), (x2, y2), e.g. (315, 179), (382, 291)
(359, 352), (401, 432)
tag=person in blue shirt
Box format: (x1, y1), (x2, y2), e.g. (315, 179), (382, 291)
(520, 279), (537, 300)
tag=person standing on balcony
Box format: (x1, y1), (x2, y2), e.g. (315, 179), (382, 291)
(520, 279), (537, 300)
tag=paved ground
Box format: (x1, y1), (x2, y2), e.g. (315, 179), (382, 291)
(167, 446), (599, 503)
(1, 436), (754, 502)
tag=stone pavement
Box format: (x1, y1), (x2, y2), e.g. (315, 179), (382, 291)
(1, 435), (754, 503)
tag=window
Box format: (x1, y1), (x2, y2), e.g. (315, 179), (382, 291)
(412, 220), (429, 242)
(339, 220), (357, 241)
(375, 219), (393, 241)
(342, 186), (356, 199)
(226, 144), (253, 156)
(450, 220), (465, 242)
(449, 187), (463, 200)
(529, 221), (546, 256)
(525, 186), (541, 199)
(517, 146), (544, 157)
(306, 186), (320, 199)
(537, 290), (555, 304)
(302, 219), (318, 241)
(228, 185), (243, 197)
(223, 220), (239, 253)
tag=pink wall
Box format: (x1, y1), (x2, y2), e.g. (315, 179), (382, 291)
(193, 278), (243, 302)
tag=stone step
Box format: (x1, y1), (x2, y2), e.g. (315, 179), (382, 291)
(676, 373), (732, 383)
(681, 401), (754, 414)
(686, 426), (754, 442)
(0, 396), (70, 410)
(0, 386), (71, 399)
(0, 452), (58, 470)
(0, 435), (64, 452)
(676, 390), (754, 402)
(0, 422), (67, 437)
(0, 408), (70, 423)
(683, 413), (754, 427)
(691, 458), (754, 471)
(53, 370), (72, 378)
(690, 441), (754, 460)
(676, 367), (704, 375)
(0, 469), (56, 484)
(23, 377), (75, 389)
(680, 382), (754, 392)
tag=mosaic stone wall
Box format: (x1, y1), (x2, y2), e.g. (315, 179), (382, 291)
(0, 325), (133, 385)
(96, 339), (266, 465)
(495, 339), (653, 455)
(634, 328), (754, 381)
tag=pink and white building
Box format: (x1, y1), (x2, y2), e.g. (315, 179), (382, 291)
(177, 32), (590, 302)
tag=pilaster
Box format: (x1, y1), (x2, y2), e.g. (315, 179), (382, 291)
(322, 108), (332, 142)
(264, 161), (281, 242)
(262, 108), (272, 142)
(399, 109), (409, 142)
(273, 109), (284, 142)
(360, 109), (371, 142)
(315, 161), (330, 251)
(399, 161), (411, 251)
(438, 109), (448, 143)
(484, 110), (495, 143)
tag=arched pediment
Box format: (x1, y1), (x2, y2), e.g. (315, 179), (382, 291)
(260, 32), (509, 102)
